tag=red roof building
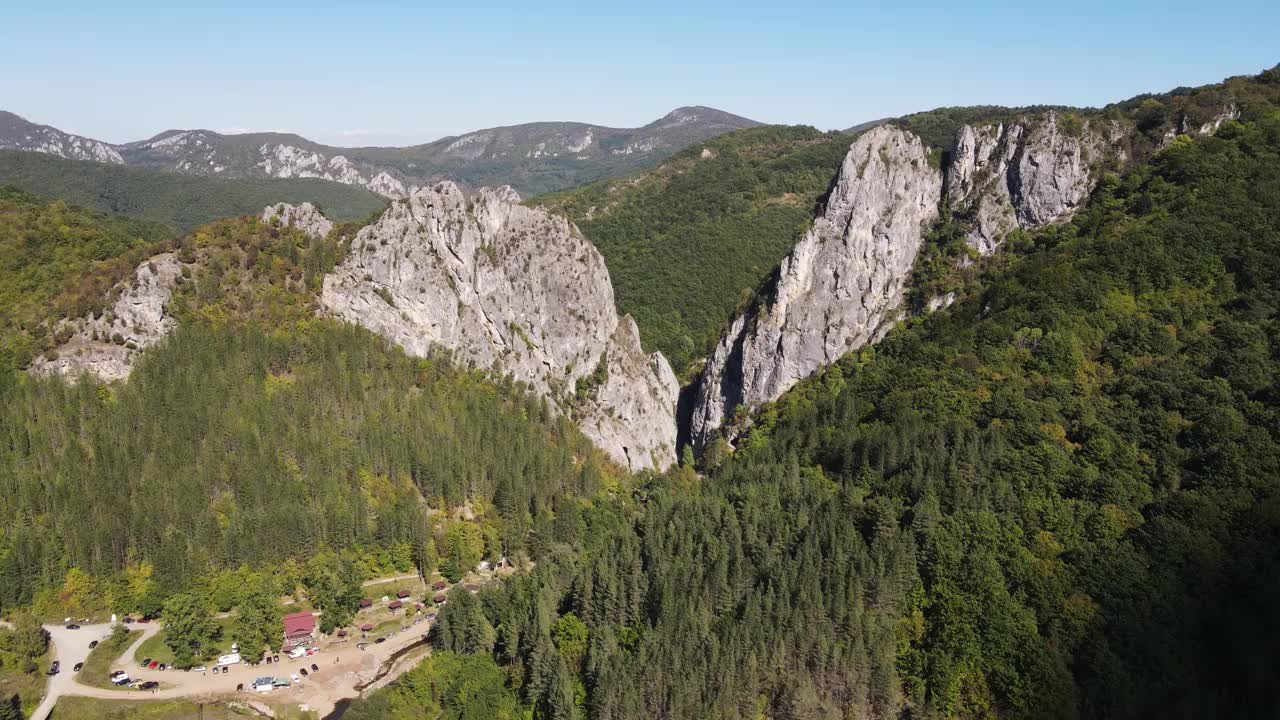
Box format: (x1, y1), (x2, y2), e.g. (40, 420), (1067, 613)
(432, 580), (447, 591)
(433, 592), (448, 603)
(360, 623), (374, 632)
(282, 611), (316, 644)
(388, 600), (403, 610)
(360, 598), (373, 608)
(396, 589), (411, 599)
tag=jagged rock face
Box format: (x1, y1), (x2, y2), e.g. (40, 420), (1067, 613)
(262, 202), (334, 239)
(319, 182), (678, 470)
(946, 112), (1124, 254)
(256, 143), (414, 198)
(690, 126), (942, 447)
(29, 254), (182, 382)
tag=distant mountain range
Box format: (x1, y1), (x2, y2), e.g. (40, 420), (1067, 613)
(0, 107), (761, 198)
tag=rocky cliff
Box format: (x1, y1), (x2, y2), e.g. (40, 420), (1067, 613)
(690, 126), (942, 447)
(262, 201), (335, 239)
(945, 112), (1126, 254)
(318, 183), (679, 471)
(29, 253), (182, 381)
(0, 110), (124, 164)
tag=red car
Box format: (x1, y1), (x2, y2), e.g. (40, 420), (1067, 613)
(148, 661), (159, 669)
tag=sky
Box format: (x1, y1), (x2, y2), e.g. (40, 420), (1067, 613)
(2, 1), (1277, 147)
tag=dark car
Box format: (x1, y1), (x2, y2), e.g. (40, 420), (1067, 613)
(299, 668), (308, 677)
(65, 623), (80, 630)
(310, 663), (318, 672)
(47, 661), (60, 675)
(265, 656), (273, 664)
(158, 663), (167, 671)
(140, 657), (151, 667)
(88, 640), (98, 649)
(137, 617), (150, 624)
(273, 655), (279, 663)
(123, 617), (135, 624)
(375, 637), (386, 644)
(73, 662), (84, 672)
(140, 681), (158, 690)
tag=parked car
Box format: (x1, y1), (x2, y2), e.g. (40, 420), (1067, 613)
(47, 661), (60, 675)
(291, 672), (301, 682)
(265, 656), (273, 664)
(310, 663), (318, 672)
(357, 642), (368, 651)
(158, 663), (167, 671)
(88, 639), (99, 649)
(65, 623), (80, 630)
(140, 681), (158, 690)
(140, 658), (151, 667)
(299, 668), (308, 677)
(375, 637), (386, 644)
(189, 665), (206, 672)
(137, 617), (150, 624)
(123, 617), (135, 624)
(148, 661), (158, 669)
(73, 662), (83, 672)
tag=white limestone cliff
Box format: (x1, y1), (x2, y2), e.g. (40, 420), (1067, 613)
(262, 201), (334, 239)
(690, 125), (942, 447)
(945, 112), (1126, 254)
(29, 254), (182, 382)
(318, 183), (679, 471)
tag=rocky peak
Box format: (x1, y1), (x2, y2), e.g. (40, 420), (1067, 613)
(945, 111), (1125, 254)
(319, 182), (679, 470)
(690, 125), (942, 447)
(0, 110), (124, 164)
(29, 254), (183, 382)
(262, 201), (334, 239)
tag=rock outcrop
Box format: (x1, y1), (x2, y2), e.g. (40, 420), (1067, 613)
(690, 126), (942, 447)
(318, 182), (679, 471)
(262, 202), (334, 239)
(945, 112), (1125, 254)
(29, 254), (182, 382)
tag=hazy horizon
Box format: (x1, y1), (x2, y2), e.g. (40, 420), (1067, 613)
(4, 0), (1277, 147)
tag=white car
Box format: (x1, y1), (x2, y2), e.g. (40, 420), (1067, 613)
(291, 672), (301, 683)
(189, 666), (207, 672)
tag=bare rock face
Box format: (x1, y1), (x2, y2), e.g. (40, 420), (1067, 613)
(690, 126), (942, 447)
(29, 254), (182, 382)
(262, 202), (334, 239)
(946, 112), (1125, 253)
(320, 182), (679, 471)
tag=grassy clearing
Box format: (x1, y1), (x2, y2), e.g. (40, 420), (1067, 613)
(50, 696), (302, 719)
(0, 650), (50, 718)
(361, 576), (425, 602)
(133, 617), (237, 666)
(81, 629), (142, 688)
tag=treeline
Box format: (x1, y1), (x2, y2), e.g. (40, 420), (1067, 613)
(350, 112), (1280, 719)
(535, 125), (851, 375)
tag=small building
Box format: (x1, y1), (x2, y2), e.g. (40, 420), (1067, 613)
(388, 600), (403, 611)
(432, 592), (448, 604)
(432, 580), (447, 591)
(359, 598), (373, 609)
(282, 611), (316, 647)
(396, 589), (411, 599)
(360, 623), (374, 632)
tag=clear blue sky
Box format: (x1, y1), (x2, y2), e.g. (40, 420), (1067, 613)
(3, 0), (1276, 146)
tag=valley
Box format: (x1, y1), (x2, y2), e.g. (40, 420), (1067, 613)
(0, 48), (1277, 720)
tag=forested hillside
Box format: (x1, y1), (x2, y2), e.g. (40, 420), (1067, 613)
(0, 187), (172, 371)
(0, 150), (386, 232)
(534, 126), (851, 375)
(0, 196), (619, 619)
(347, 112), (1280, 719)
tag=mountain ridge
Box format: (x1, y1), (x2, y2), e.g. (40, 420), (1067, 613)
(0, 106), (761, 198)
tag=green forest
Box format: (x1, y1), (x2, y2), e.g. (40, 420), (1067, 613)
(535, 126), (852, 376)
(346, 110), (1280, 718)
(0, 150), (386, 232)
